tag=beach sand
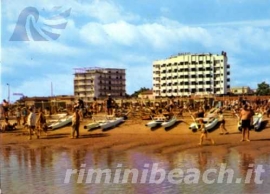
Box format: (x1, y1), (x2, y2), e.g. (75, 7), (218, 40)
(1, 111), (270, 158)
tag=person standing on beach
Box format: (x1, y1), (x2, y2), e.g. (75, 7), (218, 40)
(106, 94), (115, 115)
(71, 108), (80, 139)
(198, 119), (215, 145)
(2, 99), (9, 118)
(196, 107), (205, 118)
(27, 107), (37, 140)
(218, 111), (229, 135)
(36, 108), (47, 138)
(239, 104), (254, 142)
(22, 107), (28, 125)
(92, 97), (98, 115)
(78, 99), (85, 120)
(15, 107), (21, 126)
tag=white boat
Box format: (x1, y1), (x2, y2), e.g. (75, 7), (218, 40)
(49, 113), (68, 120)
(145, 117), (166, 128)
(84, 122), (101, 131)
(253, 113), (263, 131)
(189, 117), (219, 132)
(100, 117), (124, 130)
(48, 115), (72, 130)
(162, 116), (177, 129)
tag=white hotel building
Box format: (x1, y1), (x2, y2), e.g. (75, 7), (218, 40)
(74, 67), (126, 101)
(152, 52), (230, 97)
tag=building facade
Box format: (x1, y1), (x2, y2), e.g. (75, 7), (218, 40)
(230, 86), (254, 95)
(138, 90), (154, 100)
(152, 52), (230, 98)
(74, 67), (126, 101)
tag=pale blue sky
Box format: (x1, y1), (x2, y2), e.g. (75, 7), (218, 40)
(1, 0), (270, 102)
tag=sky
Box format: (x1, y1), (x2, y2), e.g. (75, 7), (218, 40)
(1, 0), (270, 102)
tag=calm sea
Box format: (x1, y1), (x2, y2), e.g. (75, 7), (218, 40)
(1, 145), (270, 194)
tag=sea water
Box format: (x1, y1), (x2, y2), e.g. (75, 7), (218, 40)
(0, 146), (270, 194)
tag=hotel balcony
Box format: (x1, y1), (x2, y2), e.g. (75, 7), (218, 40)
(153, 80), (160, 85)
(74, 88), (86, 92)
(85, 88), (94, 92)
(74, 76), (86, 81)
(75, 82), (86, 86)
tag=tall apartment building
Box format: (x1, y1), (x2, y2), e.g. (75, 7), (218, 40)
(153, 52), (230, 97)
(74, 67), (126, 101)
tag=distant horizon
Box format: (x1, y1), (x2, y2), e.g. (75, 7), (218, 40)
(2, 0), (270, 102)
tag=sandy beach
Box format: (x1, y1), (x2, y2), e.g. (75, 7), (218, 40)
(1, 111), (270, 157)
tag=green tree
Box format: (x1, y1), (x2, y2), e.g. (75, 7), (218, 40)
(256, 81), (270, 95)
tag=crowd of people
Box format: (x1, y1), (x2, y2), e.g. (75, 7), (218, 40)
(1, 96), (270, 143)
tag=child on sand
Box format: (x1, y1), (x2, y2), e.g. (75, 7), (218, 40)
(198, 119), (215, 145)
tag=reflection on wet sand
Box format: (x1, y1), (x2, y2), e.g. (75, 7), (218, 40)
(1, 146), (270, 193)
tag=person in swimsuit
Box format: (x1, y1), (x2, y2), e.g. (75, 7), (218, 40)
(27, 107), (37, 140)
(239, 104), (254, 142)
(106, 94), (115, 115)
(2, 99), (9, 118)
(196, 107), (205, 118)
(218, 111), (229, 135)
(198, 119), (215, 145)
(71, 108), (80, 139)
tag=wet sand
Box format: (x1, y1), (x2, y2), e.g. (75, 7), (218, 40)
(1, 111), (270, 158)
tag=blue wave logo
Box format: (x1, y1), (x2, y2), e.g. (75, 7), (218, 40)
(10, 6), (71, 41)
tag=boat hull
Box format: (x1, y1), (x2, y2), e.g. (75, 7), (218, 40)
(162, 117), (177, 128)
(100, 117), (124, 130)
(48, 116), (72, 130)
(84, 122), (100, 130)
(145, 120), (163, 128)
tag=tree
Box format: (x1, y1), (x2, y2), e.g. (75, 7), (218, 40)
(256, 81), (270, 95)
